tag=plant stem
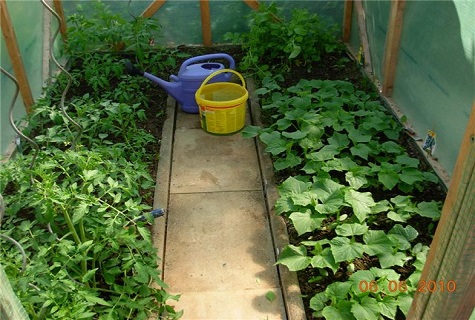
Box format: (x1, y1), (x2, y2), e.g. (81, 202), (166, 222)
(60, 206), (81, 246)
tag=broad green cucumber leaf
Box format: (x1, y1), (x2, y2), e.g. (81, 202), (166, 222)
(260, 131), (287, 155)
(330, 236), (364, 262)
(289, 210), (325, 236)
(378, 170), (400, 190)
(397, 294), (413, 316)
(322, 301), (355, 320)
(351, 296), (381, 320)
(310, 292), (329, 312)
(310, 247), (339, 273)
(325, 281), (352, 299)
(363, 230), (393, 255)
(350, 144), (372, 160)
(274, 152), (302, 171)
(276, 245), (311, 271)
(417, 201), (441, 220)
(344, 189), (376, 223)
(241, 125), (261, 138)
(336, 223), (369, 237)
(378, 251), (409, 268)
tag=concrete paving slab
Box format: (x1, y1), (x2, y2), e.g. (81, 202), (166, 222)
(170, 288), (286, 320)
(164, 191), (279, 292)
(170, 129), (261, 193)
(176, 112), (202, 130)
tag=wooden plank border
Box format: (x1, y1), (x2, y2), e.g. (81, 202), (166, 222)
(382, 0), (405, 96)
(0, 0), (34, 113)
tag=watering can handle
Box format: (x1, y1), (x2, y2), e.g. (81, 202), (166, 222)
(178, 53), (235, 75)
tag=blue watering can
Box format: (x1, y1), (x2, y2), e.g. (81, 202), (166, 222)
(125, 53), (235, 113)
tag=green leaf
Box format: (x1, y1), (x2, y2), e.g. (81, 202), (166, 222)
(282, 130), (307, 140)
(274, 152), (302, 171)
(265, 291), (277, 302)
(395, 154), (420, 167)
(82, 268), (98, 283)
(398, 168), (424, 185)
(336, 223), (368, 237)
(344, 189), (375, 223)
(84, 295), (111, 306)
(315, 188), (345, 214)
(348, 128), (372, 143)
(378, 170), (400, 190)
(260, 131), (287, 155)
(345, 171), (368, 190)
(378, 251), (408, 268)
(371, 200), (391, 213)
(363, 230), (393, 255)
(275, 177), (310, 214)
(351, 296), (381, 320)
(417, 201), (441, 220)
(135, 262), (150, 284)
(328, 132), (350, 149)
(289, 210), (326, 236)
(387, 210), (411, 222)
(73, 201), (89, 224)
(381, 141), (404, 154)
(388, 224), (418, 250)
(273, 117), (291, 129)
(397, 294), (413, 316)
(349, 270), (375, 295)
(350, 144), (372, 160)
(330, 236), (364, 262)
(291, 191), (317, 207)
(276, 245), (311, 271)
(326, 281), (352, 300)
(310, 247), (339, 273)
(308, 144), (339, 161)
(322, 301), (356, 320)
(378, 296), (399, 318)
(82, 169), (99, 181)
(289, 44), (302, 59)
(241, 125), (261, 138)
(310, 292), (329, 312)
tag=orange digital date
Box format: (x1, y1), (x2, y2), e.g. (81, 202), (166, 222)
(417, 280), (456, 293)
(358, 280), (456, 293)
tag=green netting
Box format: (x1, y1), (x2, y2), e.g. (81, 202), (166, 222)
(362, 0), (390, 81)
(391, 0), (474, 175)
(61, 0), (344, 45)
(1, 1), (44, 156)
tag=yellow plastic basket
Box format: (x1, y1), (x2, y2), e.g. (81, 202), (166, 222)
(195, 69), (249, 135)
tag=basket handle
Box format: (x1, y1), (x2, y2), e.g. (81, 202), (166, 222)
(196, 69), (246, 96)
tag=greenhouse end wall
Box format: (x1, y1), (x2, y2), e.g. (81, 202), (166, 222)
(352, 0), (475, 176)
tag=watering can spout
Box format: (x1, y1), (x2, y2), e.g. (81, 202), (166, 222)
(143, 73), (183, 104)
(124, 60), (183, 104)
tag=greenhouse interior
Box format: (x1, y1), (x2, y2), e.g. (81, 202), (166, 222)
(1, 0), (474, 319)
